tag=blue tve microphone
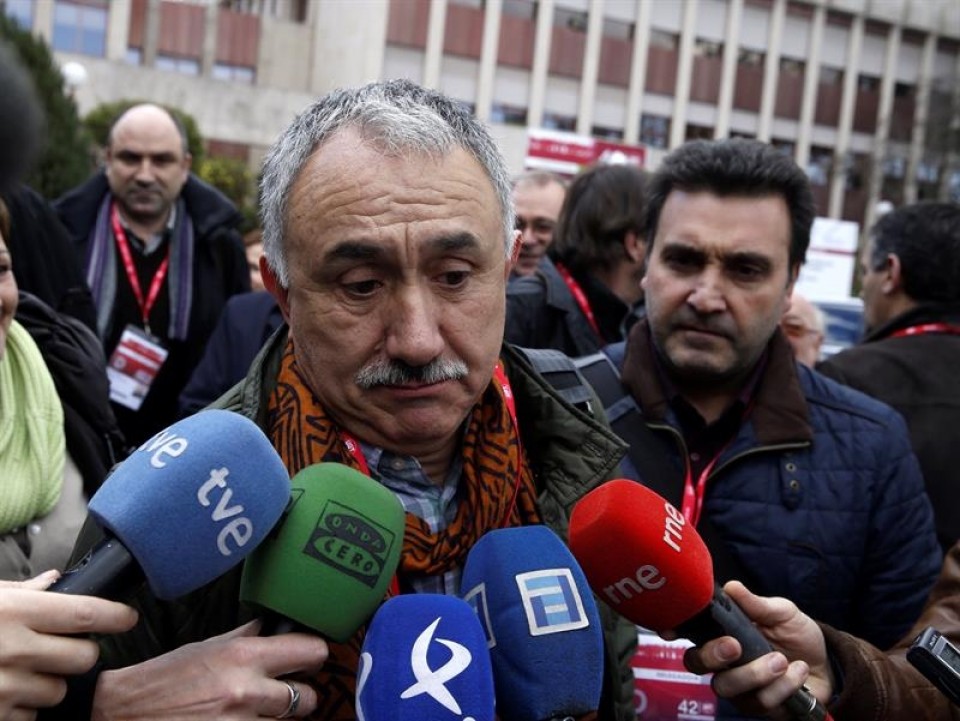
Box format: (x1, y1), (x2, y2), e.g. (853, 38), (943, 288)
(356, 594), (495, 721)
(51, 409), (291, 600)
(460, 525), (604, 721)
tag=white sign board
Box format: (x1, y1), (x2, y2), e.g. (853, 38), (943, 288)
(794, 217), (860, 302)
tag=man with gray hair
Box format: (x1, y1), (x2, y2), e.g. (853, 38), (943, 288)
(71, 80), (637, 720)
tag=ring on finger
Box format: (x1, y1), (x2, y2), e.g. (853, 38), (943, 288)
(276, 680), (301, 719)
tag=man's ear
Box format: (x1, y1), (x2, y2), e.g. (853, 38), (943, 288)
(883, 254), (904, 294)
(624, 230), (645, 263)
(506, 229), (522, 278)
(261, 255), (291, 324)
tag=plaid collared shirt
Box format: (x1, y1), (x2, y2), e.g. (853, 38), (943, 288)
(359, 441), (464, 595)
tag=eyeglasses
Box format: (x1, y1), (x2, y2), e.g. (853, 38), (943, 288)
(515, 217), (556, 238)
(781, 319), (822, 339)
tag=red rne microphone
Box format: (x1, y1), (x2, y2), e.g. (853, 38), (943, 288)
(569, 479), (829, 721)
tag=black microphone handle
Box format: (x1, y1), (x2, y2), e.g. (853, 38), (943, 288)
(49, 536), (142, 599)
(676, 584), (828, 721)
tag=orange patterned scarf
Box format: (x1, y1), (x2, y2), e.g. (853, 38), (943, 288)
(267, 339), (541, 720)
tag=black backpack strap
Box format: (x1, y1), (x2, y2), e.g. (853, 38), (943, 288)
(526, 345), (752, 586)
(513, 347), (598, 410)
(573, 352), (685, 506)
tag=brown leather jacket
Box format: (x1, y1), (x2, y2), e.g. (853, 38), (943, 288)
(822, 540), (960, 720)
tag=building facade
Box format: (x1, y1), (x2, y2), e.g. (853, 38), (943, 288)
(5, 0), (960, 229)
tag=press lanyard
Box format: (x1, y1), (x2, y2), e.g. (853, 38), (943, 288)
(680, 401), (752, 526)
(111, 203), (169, 336)
(340, 363), (522, 514)
(681, 451), (724, 527)
(554, 262), (603, 341)
(890, 323), (960, 339)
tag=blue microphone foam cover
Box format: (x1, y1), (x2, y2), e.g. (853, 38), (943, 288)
(88, 409), (290, 599)
(460, 525), (604, 721)
(356, 594), (495, 721)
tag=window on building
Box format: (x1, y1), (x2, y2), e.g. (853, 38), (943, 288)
(490, 102), (528, 126)
(738, 48), (764, 66)
(603, 17), (633, 41)
(3, 0), (33, 29)
(771, 138), (795, 157)
(649, 29), (678, 51)
(156, 54), (200, 76)
(882, 155), (905, 179)
(503, 0), (535, 20)
(213, 63), (255, 84)
(640, 114), (670, 148)
(894, 81), (914, 99)
(687, 124), (715, 141)
(916, 159), (939, 184)
(820, 66), (843, 85)
(857, 74), (880, 92)
(807, 146), (832, 186)
(779, 57), (804, 75)
(125, 47), (143, 66)
(52, 1), (107, 57)
(555, 6), (587, 32)
(844, 152), (868, 191)
(542, 112), (577, 131)
(592, 125), (624, 141)
(695, 38), (723, 57)
(221, 0), (308, 22)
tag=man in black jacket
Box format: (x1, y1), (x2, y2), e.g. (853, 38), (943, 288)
(54, 104), (249, 447)
(818, 202), (960, 553)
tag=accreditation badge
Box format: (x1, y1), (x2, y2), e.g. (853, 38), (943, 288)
(106, 324), (169, 411)
(633, 628), (717, 721)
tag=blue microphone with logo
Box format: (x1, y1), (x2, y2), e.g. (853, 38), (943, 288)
(356, 594), (495, 721)
(51, 409), (291, 600)
(460, 525), (604, 721)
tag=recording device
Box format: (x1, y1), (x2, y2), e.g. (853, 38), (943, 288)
(908, 626), (960, 707)
(355, 594), (495, 721)
(51, 410), (291, 600)
(460, 525), (604, 721)
(238, 462), (405, 642)
(569, 479), (828, 721)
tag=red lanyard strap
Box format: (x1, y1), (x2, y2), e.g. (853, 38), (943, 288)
(111, 203), (169, 333)
(554, 262), (603, 341)
(890, 323), (960, 339)
(681, 452), (722, 527)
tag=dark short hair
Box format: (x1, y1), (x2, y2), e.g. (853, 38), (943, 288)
(0, 196), (10, 240)
(869, 202), (960, 303)
(549, 163), (648, 275)
(645, 139), (814, 268)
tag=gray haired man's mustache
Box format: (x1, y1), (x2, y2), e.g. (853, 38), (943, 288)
(354, 358), (469, 389)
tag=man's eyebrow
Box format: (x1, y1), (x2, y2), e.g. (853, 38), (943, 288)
(428, 232), (481, 253)
(322, 232), (482, 263)
(323, 241), (385, 263)
(722, 250), (772, 267)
